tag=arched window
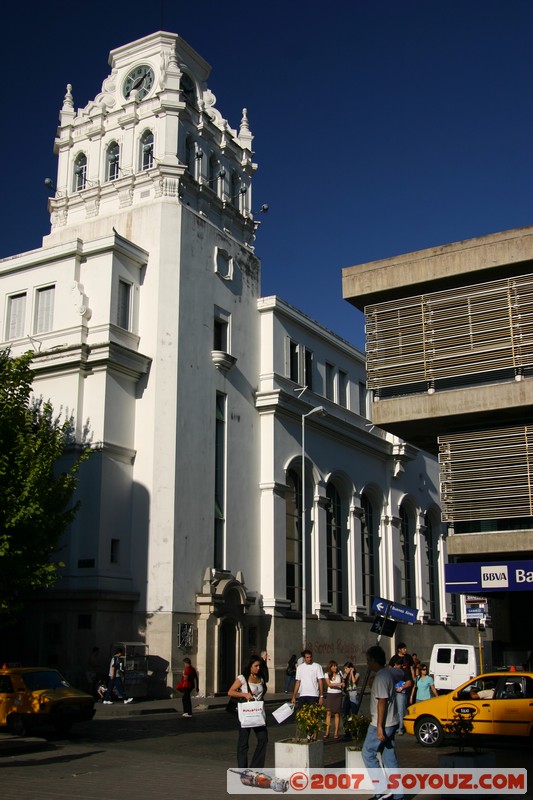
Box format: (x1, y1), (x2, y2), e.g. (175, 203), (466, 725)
(361, 493), (378, 612)
(326, 483), (346, 614)
(106, 141), (120, 181)
(73, 152), (87, 191)
(285, 469), (302, 611)
(424, 512), (439, 620)
(230, 171), (241, 209)
(180, 72), (196, 106)
(140, 130), (154, 170)
(208, 154), (219, 191)
(399, 504), (415, 607)
(185, 136), (195, 176)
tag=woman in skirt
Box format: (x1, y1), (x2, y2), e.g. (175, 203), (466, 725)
(324, 660), (344, 739)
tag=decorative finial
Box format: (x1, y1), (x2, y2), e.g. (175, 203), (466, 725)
(238, 108), (253, 149)
(62, 84), (74, 112)
(240, 108), (250, 134)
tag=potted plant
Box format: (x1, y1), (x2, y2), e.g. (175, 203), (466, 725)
(343, 713), (371, 768)
(274, 703), (327, 768)
(438, 712), (495, 768)
(295, 702), (327, 741)
(443, 712), (475, 753)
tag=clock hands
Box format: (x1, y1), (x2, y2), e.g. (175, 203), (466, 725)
(131, 71), (149, 91)
(125, 69), (152, 98)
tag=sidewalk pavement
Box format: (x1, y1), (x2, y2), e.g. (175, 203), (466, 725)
(0, 691), (530, 800)
(93, 688), (295, 716)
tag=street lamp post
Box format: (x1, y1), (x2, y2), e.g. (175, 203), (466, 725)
(301, 405), (326, 652)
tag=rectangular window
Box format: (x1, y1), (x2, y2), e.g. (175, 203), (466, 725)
(289, 340), (299, 383)
(288, 340), (313, 390)
(214, 318), (228, 351)
(7, 293), (26, 340)
(214, 393), (226, 569)
(325, 363), (335, 401)
(304, 348), (313, 391)
(358, 381), (367, 417)
(34, 286), (55, 334)
(339, 370), (348, 408)
(117, 280), (131, 330)
(454, 648), (470, 665)
(110, 538), (120, 564)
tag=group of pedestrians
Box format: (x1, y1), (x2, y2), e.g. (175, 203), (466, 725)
(227, 641), (432, 800)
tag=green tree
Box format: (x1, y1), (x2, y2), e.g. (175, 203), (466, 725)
(0, 350), (90, 619)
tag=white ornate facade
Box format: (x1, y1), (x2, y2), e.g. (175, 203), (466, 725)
(0, 32), (461, 693)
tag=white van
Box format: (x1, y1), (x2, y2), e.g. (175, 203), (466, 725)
(429, 644), (478, 693)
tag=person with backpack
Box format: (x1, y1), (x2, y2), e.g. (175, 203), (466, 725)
(102, 647), (133, 705)
(180, 657), (199, 717)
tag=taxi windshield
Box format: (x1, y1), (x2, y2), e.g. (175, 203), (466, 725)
(22, 671), (69, 691)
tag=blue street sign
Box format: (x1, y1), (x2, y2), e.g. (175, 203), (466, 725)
(445, 560), (533, 594)
(371, 597), (419, 624)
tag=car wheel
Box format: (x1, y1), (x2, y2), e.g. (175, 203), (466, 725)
(415, 716), (444, 747)
(8, 714), (30, 737)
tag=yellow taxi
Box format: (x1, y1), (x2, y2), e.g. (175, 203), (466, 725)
(0, 667), (95, 736)
(403, 671), (533, 746)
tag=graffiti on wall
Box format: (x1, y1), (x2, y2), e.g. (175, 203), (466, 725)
(307, 638), (364, 664)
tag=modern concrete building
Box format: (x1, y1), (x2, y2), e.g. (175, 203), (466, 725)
(342, 227), (533, 666)
(1, 31), (458, 693)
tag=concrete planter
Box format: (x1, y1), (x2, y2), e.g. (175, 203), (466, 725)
(344, 747), (374, 791)
(345, 747), (365, 768)
(438, 751), (496, 768)
(275, 738), (324, 768)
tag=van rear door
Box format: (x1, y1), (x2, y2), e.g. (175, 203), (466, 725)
(430, 645), (477, 692)
(431, 646), (454, 692)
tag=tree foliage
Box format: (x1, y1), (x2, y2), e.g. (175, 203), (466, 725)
(0, 350), (90, 619)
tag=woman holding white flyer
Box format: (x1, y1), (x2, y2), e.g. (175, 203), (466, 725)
(228, 655), (268, 768)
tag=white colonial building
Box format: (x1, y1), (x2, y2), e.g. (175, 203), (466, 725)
(0, 31), (461, 694)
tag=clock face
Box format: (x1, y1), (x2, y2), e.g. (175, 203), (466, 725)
(123, 65), (155, 101)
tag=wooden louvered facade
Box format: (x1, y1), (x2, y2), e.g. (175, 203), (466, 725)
(365, 273), (533, 393)
(439, 426), (533, 522)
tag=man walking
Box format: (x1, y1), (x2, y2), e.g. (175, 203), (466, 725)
(362, 645), (404, 800)
(291, 649), (325, 708)
(103, 647), (133, 705)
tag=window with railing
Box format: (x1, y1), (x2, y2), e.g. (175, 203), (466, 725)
(286, 468), (302, 610)
(73, 152), (87, 190)
(361, 493), (378, 612)
(399, 504), (415, 607)
(326, 483), (345, 614)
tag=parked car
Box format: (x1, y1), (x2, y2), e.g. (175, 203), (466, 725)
(404, 670), (533, 746)
(0, 667), (95, 736)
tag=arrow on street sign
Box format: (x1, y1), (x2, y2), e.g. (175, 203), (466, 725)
(371, 596), (419, 624)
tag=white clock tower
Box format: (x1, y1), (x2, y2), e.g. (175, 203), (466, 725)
(36, 31), (263, 692)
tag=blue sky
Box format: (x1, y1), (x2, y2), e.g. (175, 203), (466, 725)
(2, 1), (532, 349)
